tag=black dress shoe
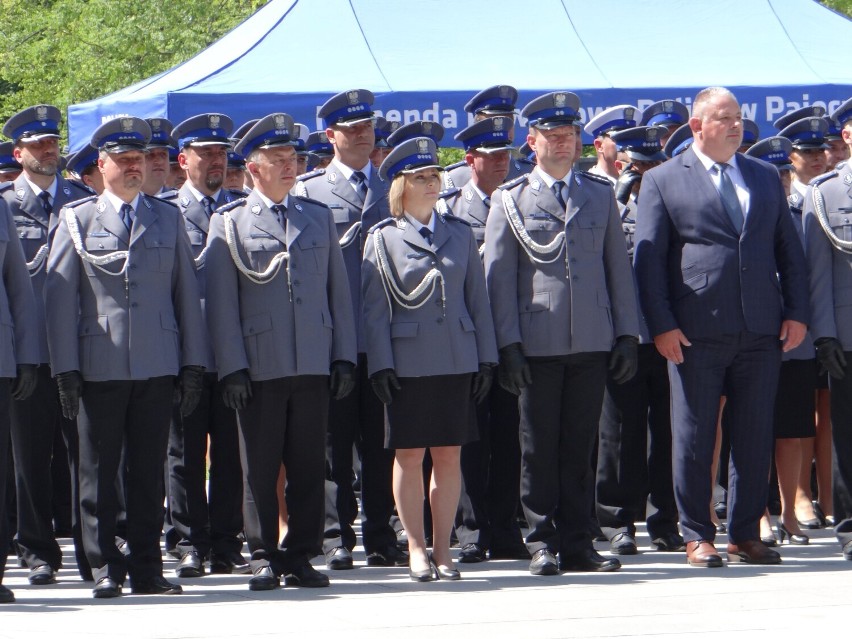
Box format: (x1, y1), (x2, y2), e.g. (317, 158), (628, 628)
(130, 575), (183, 595)
(284, 563), (330, 588)
(651, 532), (685, 552)
(489, 545), (531, 560)
(28, 565), (57, 585)
(529, 549), (559, 576)
(210, 551), (251, 575)
(610, 532), (638, 555)
(248, 566), (280, 591)
(560, 548), (621, 572)
(0, 585), (15, 603)
(92, 577), (122, 599)
(175, 551), (204, 578)
(365, 545), (409, 567)
(325, 546), (354, 570)
(458, 543), (487, 563)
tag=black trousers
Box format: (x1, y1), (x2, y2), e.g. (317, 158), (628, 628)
(830, 353), (852, 548)
(596, 344), (679, 539)
(455, 380), (524, 551)
(167, 372), (243, 558)
(669, 332), (780, 544)
(324, 354), (395, 554)
(237, 376), (328, 575)
(78, 377), (174, 584)
(0, 379), (10, 583)
(9, 365), (89, 578)
(520, 352), (608, 556)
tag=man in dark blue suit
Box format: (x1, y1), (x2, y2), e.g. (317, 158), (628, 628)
(634, 87), (810, 567)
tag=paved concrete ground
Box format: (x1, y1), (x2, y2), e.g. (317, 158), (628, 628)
(2, 524), (850, 638)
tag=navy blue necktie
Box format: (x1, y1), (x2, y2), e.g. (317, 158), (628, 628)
(552, 180), (567, 210)
(201, 196), (215, 218)
(39, 191), (52, 215)
(418, 226), (433, 244)
(352, 171), (368, 199)
(120, 203), (134, 232)
(483, 196), (492, 208)
(271, 204), (286, 231)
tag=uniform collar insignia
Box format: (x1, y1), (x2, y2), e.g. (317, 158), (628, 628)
(328, 171), (337, 183)
(180, 196), (190, 207)
(294, 203), (302, 211)
(464, 190), (473, 201)
(16, 188), (24, 200)
(251, 204), (261, 215)
(845, 173), (852, 185)
(63, 187), (71, 196)
(396, 217), (406, 229)
(143, 196), (152, 208)
(530, 179), (541, 191)
(96, 201), (106, 213)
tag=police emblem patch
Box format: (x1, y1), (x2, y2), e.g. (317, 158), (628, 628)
(347, 91), (360, 105)
(209, 114), (221, 130)
(417, 139), (430, 153)
(274, 114), (287, 130)
(531, 179), (541, 191)
(553, 93), (567, 107)
(15, 188), (24, 199)
(97, 201), (106, 212)
(180, 196), (190, 207)
(494, 117), (506, 131)
(771, 138), (782, 150)
(294, 203), (303, 211)
(624, 108), (635, 122)
(121, 118), (134, 132)
(251, 204), (261, 214)
(647, 128), (658, 140)
(465, 190), (473, 202)
(811, 119), (821, 132)
(63, 187), (71, 196)
(36, 106), (48, 121)
(663, 100), (674, 112)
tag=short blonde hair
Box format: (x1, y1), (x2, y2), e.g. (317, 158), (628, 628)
(387, 174), (405, 218)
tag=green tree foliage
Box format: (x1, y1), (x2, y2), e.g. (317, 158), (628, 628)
(0, 0), (266, 128)
(820, 0), (852, 18)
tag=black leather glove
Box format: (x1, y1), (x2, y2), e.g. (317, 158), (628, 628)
(221, 369), (253, 410)
(609, 335), (639, 384)
(498, 343), (532, 396)
(815, 337), (847, 380)
(11, 364), (38, 401)
(370, 368), (401, 405)
(178, 365), (206, 417)
(330, 360), (356, 401)
(614, 168), (642, 206)
(56, 370), (83, 420)
(471, 364), (493, 404)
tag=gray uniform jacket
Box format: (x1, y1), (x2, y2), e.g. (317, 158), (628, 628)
(2, 175), (92, 363)
(804, 163), (852, 350)
(45, 193), (207, 381)
(484, 166), (639, 355)
(295, 165), (390, 352)
(361, 213), (498, 378)
(159, 184), (245, 370)
(204, 190), (357, 381)
(440, 184), (490, 248)
(0, 199), (39, 377)
(442, 158), (533, 191)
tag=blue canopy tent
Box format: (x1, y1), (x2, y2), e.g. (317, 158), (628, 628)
(67, 0), (852, 152)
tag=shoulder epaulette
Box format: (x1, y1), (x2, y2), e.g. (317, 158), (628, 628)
(439, 187), (460, 200)
(498, 173), (529, 190)
(835, 160), (846, 171)
(810, 169), (839, 186)
(442, 212), (470, 227)
(64, 178), (95, 195)
(292, 194), (328, 209)
(217, 198), (247, 214)
(0, 181), (13, 193)
(226, 188), (248, 199)
(444, 161), (465, 171)
(144, 194), (178, 209)
(367, 217), (395, 234)
(64, 195), (97, 209)
(579, 171), (613, 186)
(156, 189), (178, 200)
(297, 168), (325, 181)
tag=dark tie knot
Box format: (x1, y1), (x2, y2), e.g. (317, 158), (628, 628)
(120, 203), (134, 231)
(552, 180), (567, 208)
(418, 226), (433, 242)
(202, 196), (215, 216)
(39, 191), (52, 214)
(271, 204), (287, 230)
(352, 171), (367, 184)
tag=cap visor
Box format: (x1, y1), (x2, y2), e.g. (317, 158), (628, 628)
(19, 133), (60, 143)
(334, 116), (376, 127)
(627, 150), (666, 162)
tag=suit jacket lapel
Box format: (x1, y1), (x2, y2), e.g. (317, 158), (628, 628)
(431, 213), (450, 252)
(362, 170), (385, 215)
(246, 192), (287, 246)
(530, 167), (565, 222)
(285, 198), (310, 247)
(13, 176), (49, 228)
(95, 196), (130, 246)
(401, 219), (432, 253)
(179, 184), (210, 234)
(328, 168), (363, 209)
(682, 147), (739, 235)
(130, 195), (158, 246)
(462, 185), (488, 226)
(564, 174), (588, 224)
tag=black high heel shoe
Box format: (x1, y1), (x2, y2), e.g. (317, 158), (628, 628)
(776, 522), (809, 545)
(409, 558), (438, 582)
(760, 530), (778, 547)
(812, 501), (828, 527)
(430, 553), (461, 580)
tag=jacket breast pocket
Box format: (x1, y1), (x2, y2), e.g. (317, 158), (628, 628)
(329, 205), (353, 225)
(828, 212), (852, 242)
(576, 213), (605, 251)
(143, 233), (176, 272)
(186, 229), (205, 248)
(83, 236), (123, 277)
(295, 235), (329, 273)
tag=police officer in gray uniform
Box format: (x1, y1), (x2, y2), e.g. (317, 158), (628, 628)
(1, 105), (93, 586)
(45, 117), (207, 598)
(205, 113), (357, 590)
(484, 91), (640, 576)
(440, 116), (529, 562)
(803, 146), (852, 560)
(295, 89), (405, 569)
(161, 114), (249, 578)
(0, 187), (40, 604)
(442, 85), (530, 190)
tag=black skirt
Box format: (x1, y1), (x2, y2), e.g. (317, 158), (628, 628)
(774, 359), (817, 439)
(385, 374), (477, 449)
